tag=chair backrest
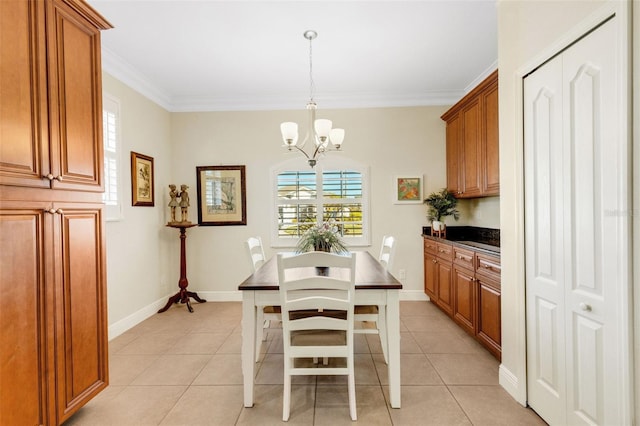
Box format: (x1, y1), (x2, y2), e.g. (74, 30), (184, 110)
(277, 252), (356, 353)
(246, 236), (266, 272)
(378, 235), (396, 271)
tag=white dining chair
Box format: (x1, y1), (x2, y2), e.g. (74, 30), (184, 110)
(354, 235), (396, 364)
(246, 236), (281, 361)
(277, 251), (357, 422)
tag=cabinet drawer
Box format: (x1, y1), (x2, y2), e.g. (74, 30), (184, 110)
(424, 238), (438, 255)
(453, 246), (475, 269)
(476, 253), (501, 279)
(435, 242), (453, 261)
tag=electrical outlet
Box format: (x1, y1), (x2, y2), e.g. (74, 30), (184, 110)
(399, 269), (406, 281)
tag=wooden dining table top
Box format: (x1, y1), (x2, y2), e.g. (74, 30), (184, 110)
(238, 251), (403, 291)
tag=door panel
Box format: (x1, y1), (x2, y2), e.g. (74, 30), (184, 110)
(525, 52), (566, 426)
(55, 207), (108, 422)
(525, 16), (630, 426)
(0, 207), (52, 426)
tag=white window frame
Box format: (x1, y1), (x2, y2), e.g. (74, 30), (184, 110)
(102, 93), (123, 221)
(271, 156), (371, 248)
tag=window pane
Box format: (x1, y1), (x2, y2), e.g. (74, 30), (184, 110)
(277, 171), (316, 200)
(322, 170), (362, 199)
(277, 203), (317, 237)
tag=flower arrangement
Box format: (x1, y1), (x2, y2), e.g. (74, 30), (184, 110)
(295, 220), (348, 253)
(423, 188), (460, 223)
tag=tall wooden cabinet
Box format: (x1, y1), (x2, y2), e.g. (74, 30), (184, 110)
(0, 1), (111, 425)
(442, 70), (499, 198)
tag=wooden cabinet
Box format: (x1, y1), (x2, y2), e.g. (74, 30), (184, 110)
(0, 0), (107, 191)
(442, 70), (499, 198)
(424, 237), (501, 359)
(0, 1), (111, 425)
(423, 241), (454, 316)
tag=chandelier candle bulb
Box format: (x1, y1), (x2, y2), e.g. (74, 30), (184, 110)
(281, 122), (298, 146)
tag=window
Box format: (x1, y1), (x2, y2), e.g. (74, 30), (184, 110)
(272, 158), (370, 247)
(102, 94), (122, 221)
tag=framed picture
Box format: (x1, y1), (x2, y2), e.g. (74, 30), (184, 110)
(393, 175), (423, 204)
(196, 165), (247, 226)
(131, 151), (154, 206)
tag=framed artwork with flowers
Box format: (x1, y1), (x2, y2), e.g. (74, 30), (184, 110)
(393, 175), (423, 204)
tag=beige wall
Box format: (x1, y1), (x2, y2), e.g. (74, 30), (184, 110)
(497, 0), (635, 409)
(102, 73), (175, 336)
(169, 106), (450, 299)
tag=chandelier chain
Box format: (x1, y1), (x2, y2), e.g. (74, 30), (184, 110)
(308, 35), (315, 102)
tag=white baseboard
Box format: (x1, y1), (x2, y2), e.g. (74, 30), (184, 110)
(108, 296), (169, 340)
(499, 364), (526, 406)
(400, 290), (430, 301)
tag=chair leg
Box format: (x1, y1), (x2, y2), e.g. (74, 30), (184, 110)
(255, 308), (265, 362)
(283, 369), (291, 421)
(378, 305), (389, 364)
(348, 364), (357, 421)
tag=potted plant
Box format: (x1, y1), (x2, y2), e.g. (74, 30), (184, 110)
(295, 220), (348, 253)
(424, 188), (460, 231)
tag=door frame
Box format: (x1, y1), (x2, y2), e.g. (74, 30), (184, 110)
(507, 0), (634, 420)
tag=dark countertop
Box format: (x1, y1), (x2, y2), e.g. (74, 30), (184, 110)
(422, 226), (501, 256)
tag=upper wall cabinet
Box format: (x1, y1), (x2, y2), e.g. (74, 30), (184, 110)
(0, 0), (111, 191)
(441, 70), (499, 198)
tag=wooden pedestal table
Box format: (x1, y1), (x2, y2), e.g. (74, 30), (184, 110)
(158, 223), (206, 313)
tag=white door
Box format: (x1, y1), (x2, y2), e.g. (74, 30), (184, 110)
(524, 16), (632, 425)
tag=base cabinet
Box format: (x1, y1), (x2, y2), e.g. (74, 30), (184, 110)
(424, 237), (501, 359)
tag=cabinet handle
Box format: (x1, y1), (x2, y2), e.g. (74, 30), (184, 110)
(579, 303), (592, 312)
(44, 174), (63, 181)
(432, 259), (437, 264)
(483, 264), (491, 269)
(44, 208), (63, 215)
(56, 209), (63, 214)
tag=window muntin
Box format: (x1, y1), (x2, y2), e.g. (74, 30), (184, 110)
(273, 159), (369, 247)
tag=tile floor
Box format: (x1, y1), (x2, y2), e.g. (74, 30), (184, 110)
(65, 301), (546, 425)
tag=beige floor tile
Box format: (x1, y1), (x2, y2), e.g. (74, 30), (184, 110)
(254, 353), (315, 385)
(192, 354), (243, 385)
(109, 354), (160, 385)
(384, 385), (472, 425)
(353, 333), (373, 353)
(374, 353), (443, 386)
(400, 301), (443, 317)
(65, 386), (188, 426)
(428, 353), (499, 385)
(131, 354), (211, 386)
(316, 354), (379, 386)
(109, 332), (139, 354)
(160, 385), (244, 425)
(314, 385), (392, 426)
(117, 332), (185, 355)
(236, 384), (316, 425)
(165, 332), (230, 355)
(412, 330), (482, 354)
(449, 385), (547, 426)
(399, 332), (423, 354)
(217, 332), (243, 353)
(402, 314), (461, 333)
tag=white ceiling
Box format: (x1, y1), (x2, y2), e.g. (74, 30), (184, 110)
(88, 0), (498, 112)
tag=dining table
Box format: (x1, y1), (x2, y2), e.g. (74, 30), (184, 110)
(238, 250), (403, 409)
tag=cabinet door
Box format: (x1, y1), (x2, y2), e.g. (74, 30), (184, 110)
(424, 251), (438, 302)
(477, 276), (501, 360)
(481, 81), (499, 195)
(445, 115), (461, 195)
(453, 264), (476, 336)
(0, 205), (54, 425)
(53, 206), (108, 422)
(0, 0), (51, 189)
(459, 99), (482, 198)
(46, 0), (104, 191)
(436, 259), (453, 316)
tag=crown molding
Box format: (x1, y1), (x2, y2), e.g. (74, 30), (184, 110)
(464, 60), (499, 94)
(102, 47), (473, 112)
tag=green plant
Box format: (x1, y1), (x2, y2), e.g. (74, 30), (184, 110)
(423, 188), (460, 222)
(295, 220), (348, 253)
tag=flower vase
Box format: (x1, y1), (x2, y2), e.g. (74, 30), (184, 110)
(314, 242), (330, 275)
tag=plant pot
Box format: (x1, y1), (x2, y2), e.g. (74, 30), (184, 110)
(432, 220), (445, 231)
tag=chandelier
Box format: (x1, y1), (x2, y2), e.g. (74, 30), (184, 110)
(280, 30), (345, 168)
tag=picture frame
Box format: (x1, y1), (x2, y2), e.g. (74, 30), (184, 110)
(196, 165), (247, 226)
(393, 175), (423, 204)
(131, 151), (154, 206)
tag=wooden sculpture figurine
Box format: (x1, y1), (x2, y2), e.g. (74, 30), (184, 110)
(168, 184), (179, 223)
(178, 184), (190, 223)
